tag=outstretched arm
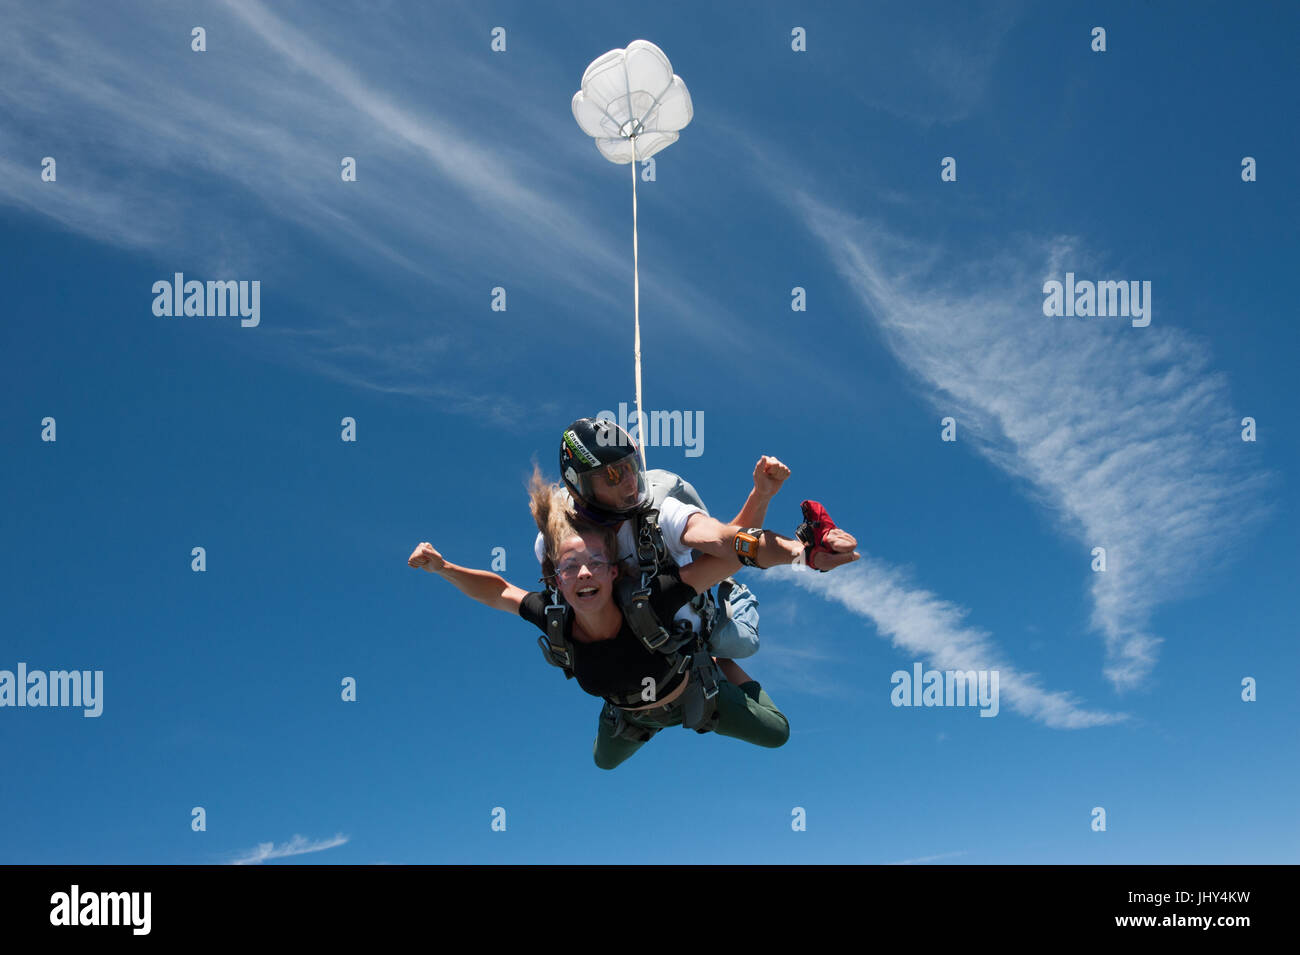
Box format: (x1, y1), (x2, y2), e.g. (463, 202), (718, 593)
(407, 542), (528, 614)
(681, 514), (805, 569)
(681, 510), (859, 572)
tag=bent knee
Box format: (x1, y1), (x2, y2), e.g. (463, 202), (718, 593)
(764, 715), (791, 748)
(593, 743), (624, 770)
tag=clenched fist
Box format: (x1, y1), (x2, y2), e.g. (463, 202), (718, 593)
(753, 455), (791, 498)
(407, 542), (446, 573)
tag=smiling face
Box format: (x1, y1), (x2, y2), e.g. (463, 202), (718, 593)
(554, 531), (619, 610)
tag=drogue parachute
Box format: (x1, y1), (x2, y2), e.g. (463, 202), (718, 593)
(571, 40), (693, 470)
(572, 39), (693, 164)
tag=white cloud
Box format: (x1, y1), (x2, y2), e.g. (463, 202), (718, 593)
(887, 849), (968, 865)
(774, 563), (1124, 729)
(753, 641), (854, 701)
(0, 1), (754, 407)
(782, 193), (1271, 689)
(229, 832), (349, 865)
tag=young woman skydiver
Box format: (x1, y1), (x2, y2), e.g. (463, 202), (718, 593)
(407, 469), (852, 769)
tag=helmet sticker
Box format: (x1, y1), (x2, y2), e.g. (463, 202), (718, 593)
(562, 430), (601, 468)
(564, 466), (579, 487)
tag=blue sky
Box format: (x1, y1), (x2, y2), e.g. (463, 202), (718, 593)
(1, 0), (1296, 864)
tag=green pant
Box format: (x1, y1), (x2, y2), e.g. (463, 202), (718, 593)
(593, 680), (790, 770)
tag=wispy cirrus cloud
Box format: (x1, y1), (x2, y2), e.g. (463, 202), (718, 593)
(887, 850), (969, 865)
(780, 192), (1271, 689)
(229, 832), (348, 865)
(0, 2), (614, 296)
(773, 563), (1124, 729)
(0, 0), (756, 410)
(836, 0), (1022, 127)
(756, 641), (852, 701)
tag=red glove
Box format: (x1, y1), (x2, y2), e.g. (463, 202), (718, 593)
(797, 500), (839, 572)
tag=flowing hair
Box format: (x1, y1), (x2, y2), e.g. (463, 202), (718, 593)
(528, 464), (618, 588)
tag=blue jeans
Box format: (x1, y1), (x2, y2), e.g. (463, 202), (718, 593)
(706, 578), (760, 659)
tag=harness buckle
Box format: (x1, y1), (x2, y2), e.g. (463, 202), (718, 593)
(701, 668), (720, 700)
(693, 644), (720, 700)
(629, 587), (672, 650)
(538, 634), (571, 668)
(636, 509), (666, 576)
(541, 591), (573, 670)
(640, 627), (670, 650)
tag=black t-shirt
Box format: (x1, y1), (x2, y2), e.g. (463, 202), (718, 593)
(519, 573), (699, 704)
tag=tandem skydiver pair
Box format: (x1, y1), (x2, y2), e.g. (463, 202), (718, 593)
(407, 417), (859, 769)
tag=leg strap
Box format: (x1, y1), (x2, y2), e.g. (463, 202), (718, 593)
(603, 702), (659, 743)
(681, 649), (722, 733)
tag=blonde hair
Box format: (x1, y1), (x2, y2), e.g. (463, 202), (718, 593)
(528, 464), (617, 586)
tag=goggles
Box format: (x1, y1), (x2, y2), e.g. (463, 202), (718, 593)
(555, 556), (618, 579)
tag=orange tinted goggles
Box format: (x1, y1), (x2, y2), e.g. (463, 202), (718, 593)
(601, 460), (636, 486)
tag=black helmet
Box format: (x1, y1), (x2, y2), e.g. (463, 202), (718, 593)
(559, 418), (648, 521)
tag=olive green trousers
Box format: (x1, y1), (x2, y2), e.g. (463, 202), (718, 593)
(593, 680), (789, 770)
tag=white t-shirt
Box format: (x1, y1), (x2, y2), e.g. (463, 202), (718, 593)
(533, 495), (704, 628)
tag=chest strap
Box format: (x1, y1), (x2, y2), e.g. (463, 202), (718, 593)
(537, 589), (575, 679)
(634, 508), (668, 577)
(632, 506), (719, 641)
(618, 575), (696, 655)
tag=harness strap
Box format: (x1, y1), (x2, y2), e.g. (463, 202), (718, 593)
(691, 588), (718, 637)
(634, 507), (668, 577)
(603, 701), (659, 743)
(628, 506), (719, 645)
(620, 579), (695, 654)
(602, 652), (690, 709)
(680, 634), (722, 733)
(537, 589), (576, 679)
(605, 646), (721, 738)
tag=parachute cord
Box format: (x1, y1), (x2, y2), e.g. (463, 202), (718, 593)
(630, 134), (648, 471)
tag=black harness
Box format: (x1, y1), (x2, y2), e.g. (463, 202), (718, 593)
(536, 506), (722, 736)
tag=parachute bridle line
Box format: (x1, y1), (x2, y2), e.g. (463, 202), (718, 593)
(576, 45), (689, 475)
(630, 131), (648, 472)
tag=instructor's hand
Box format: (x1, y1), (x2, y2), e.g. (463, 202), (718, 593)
(407, 542), (446, 573)
(753, 455), (791, 498)
(813, 529), (860, 570)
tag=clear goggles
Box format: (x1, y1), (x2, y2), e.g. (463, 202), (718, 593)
(554, 554), (620, 580)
